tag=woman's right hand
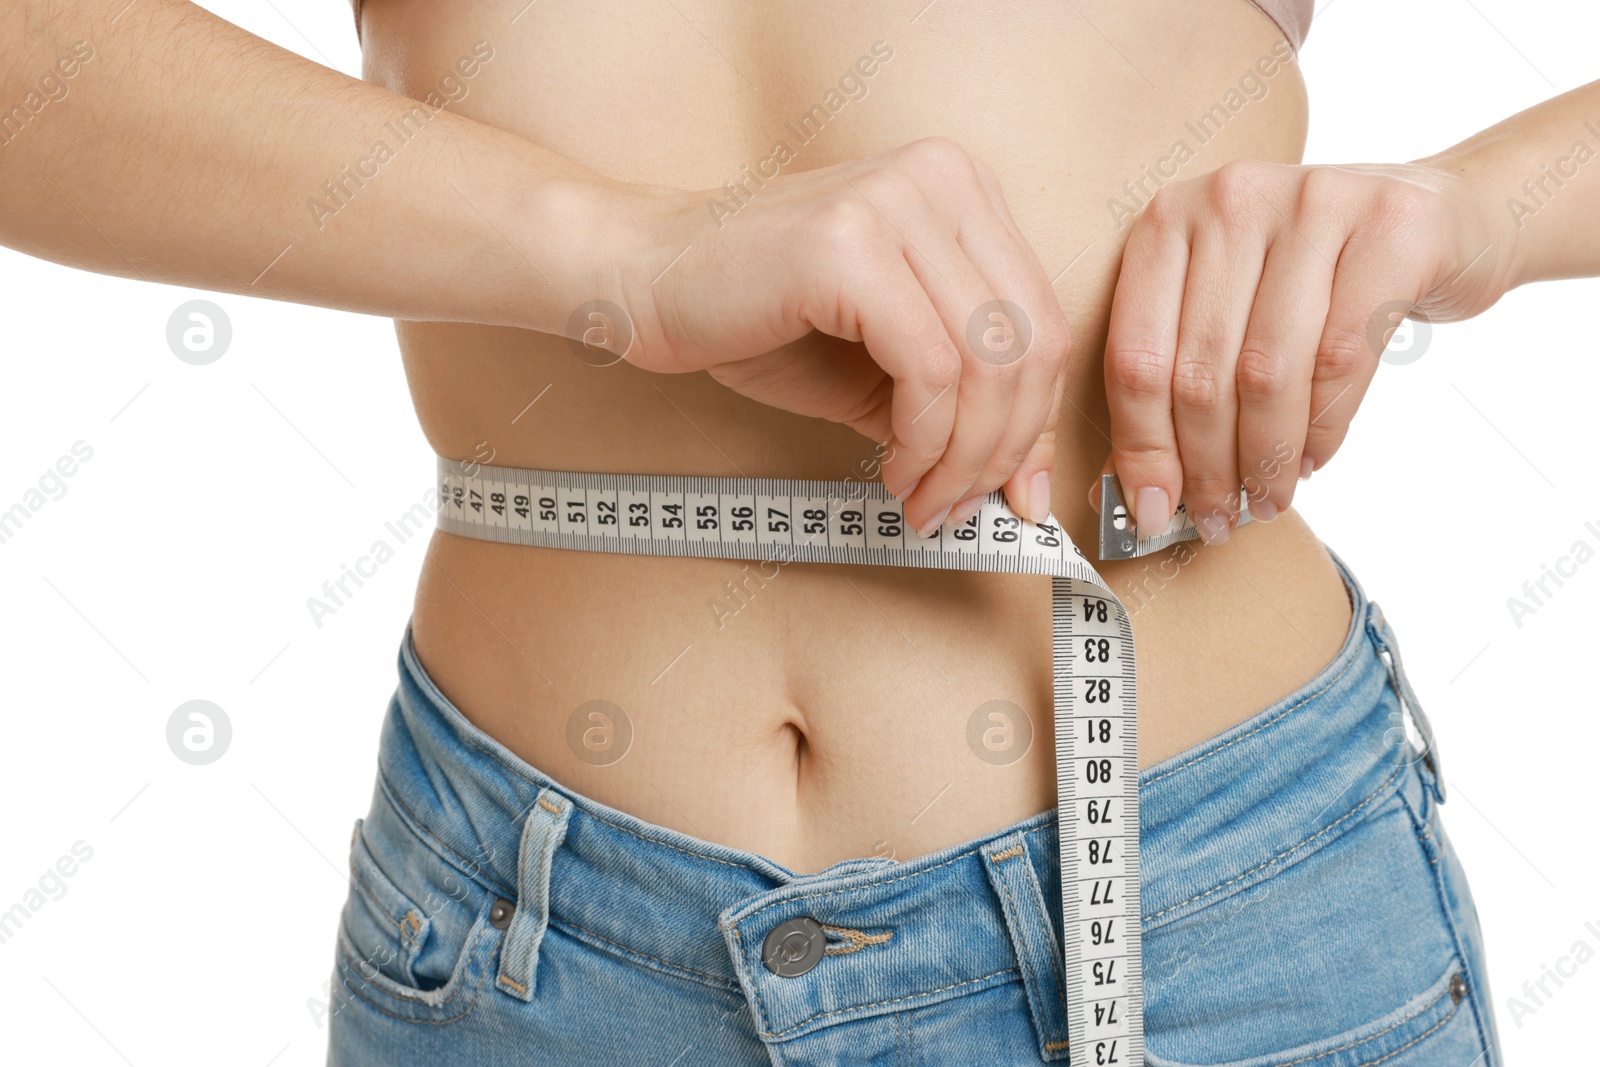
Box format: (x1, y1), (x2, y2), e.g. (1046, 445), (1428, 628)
(604, 137), (1071, 536)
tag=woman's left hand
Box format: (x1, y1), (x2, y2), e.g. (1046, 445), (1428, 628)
(1097, 158), (1515, 542)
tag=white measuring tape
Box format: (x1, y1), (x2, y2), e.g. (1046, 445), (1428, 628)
(436, 456), (1146, 1065)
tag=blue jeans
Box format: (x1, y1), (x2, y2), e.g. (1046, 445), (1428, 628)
(326, 552), (1501, 1066)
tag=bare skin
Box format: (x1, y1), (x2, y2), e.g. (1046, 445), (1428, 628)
(374, 0), (1350, 872)
(6, 0), (1598, 878)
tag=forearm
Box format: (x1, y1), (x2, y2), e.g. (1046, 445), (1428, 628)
(1417, 79), (1600, 289)
(0, 0), (642, 330)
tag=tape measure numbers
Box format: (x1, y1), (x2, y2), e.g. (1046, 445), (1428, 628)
(436, 457), (1146, 1066)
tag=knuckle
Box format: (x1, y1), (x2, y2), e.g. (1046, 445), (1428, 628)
(1184, 472), (1240, 508)
(1235, 343), (1292, 400)
(1141, 185), (1184, 229)
(902, 135), (973, 174)
(983, 440), (1036, 483)
(855, 165), (921, 209)
(1303, 425), (1347, 461)
(1296, 166), (1345, 216)
(814, 197), (883, 259)
(1112, 444), (1178, 478)
(922, 335), (964, 385)
(1369, 182), (1430, 231)
(1315, 326), (1374, 379)
(1106, 344), (1172, 397)
(1171, 355), (1226, 413)
(1207, 160), (1268, 222)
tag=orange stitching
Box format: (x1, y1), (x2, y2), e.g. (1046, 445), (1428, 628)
(990, 845), (1025, 862)
(997, 876), (1047, 1041)
(1045, 1039), (1071, 1051)
(538, 796), (563, 815)
(821, 924), (893, 955)
(496, 974), (526, 995)
(1018, 846), (1071, 1029)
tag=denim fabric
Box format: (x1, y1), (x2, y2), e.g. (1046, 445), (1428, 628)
(326, 550), (1501, 1066)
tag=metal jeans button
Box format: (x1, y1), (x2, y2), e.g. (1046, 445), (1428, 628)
(490, 899), (516, 930)
(762, 916), (825, 977)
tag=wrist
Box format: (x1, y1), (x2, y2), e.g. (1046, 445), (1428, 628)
(1411, 142), (1535, 298)
(512, 170), (692, 353)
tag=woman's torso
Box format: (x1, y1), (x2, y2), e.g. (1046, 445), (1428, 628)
(358, 0), (1352, 873)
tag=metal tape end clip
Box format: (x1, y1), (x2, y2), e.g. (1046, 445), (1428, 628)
(1097, 474), (1139, 560)
(1097, 474), (1255, 560)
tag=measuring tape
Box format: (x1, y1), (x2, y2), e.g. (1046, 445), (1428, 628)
(436, 456), (1145, 1066)
(1098, 474), (1257, 561)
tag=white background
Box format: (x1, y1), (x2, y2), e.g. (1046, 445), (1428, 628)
(0, 0), (1595, 1063)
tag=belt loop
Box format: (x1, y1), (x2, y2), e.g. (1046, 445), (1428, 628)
(981, 831), (1072, 1062)
(1367, 601), (1446, 804)
(496, 786), (571, 1002)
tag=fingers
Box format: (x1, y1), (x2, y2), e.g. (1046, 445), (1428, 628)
(1169, 227), (1263, 545)
(1233, 230), (1335, 522)
(944, 176), (1071, 525)
(843, 246), (963, 512)
(997, 382), (1064, 526)
(1093, 163), (1459, 547)
(860, 140), (1068, 533)
(869, 201), (1016, 534)
(1102, 203), (1190, 537)
(1303, 237), (1412, 475)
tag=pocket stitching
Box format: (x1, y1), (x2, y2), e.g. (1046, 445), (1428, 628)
(1146, 960), (1465, 1067)
(348, 828), (431, 969)
(377, 768), (515, 899)
(334, 914), (497, 1025)
(1146, 762), (1404, 924)
(1270, 980), (1455, 1067)
(1350, 1004), (1458, 1067)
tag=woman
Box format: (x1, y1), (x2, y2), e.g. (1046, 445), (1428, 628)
(3, 0), (1595, 1063)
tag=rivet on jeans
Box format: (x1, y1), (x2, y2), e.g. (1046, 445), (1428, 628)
(1450, 972), (1468, 1004)
(490, 899), (516, 930)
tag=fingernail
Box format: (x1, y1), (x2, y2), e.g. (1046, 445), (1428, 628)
(892, 474), (922, 501)
(947, 493), (987, 529)
(1299, 457), (1316, 481)
(1253, 498), (1279, 522)
(917, 502), (954, 538)
(1027, 471), (1052, 524)
(1198, 514), (1230, 545)
(1133, 486), (1171, 533)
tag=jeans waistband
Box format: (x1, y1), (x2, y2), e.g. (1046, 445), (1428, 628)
(368, 545), (1440, 1046)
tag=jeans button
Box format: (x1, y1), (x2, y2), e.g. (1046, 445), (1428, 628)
(762, 916), (825, 977)
(489, 899), (516, 930)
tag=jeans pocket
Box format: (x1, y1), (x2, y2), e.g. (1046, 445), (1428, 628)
(1145, 959), (1475, 1067)
(1143, 783), (1488, 1067)
(331, 813), (501, 1025)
